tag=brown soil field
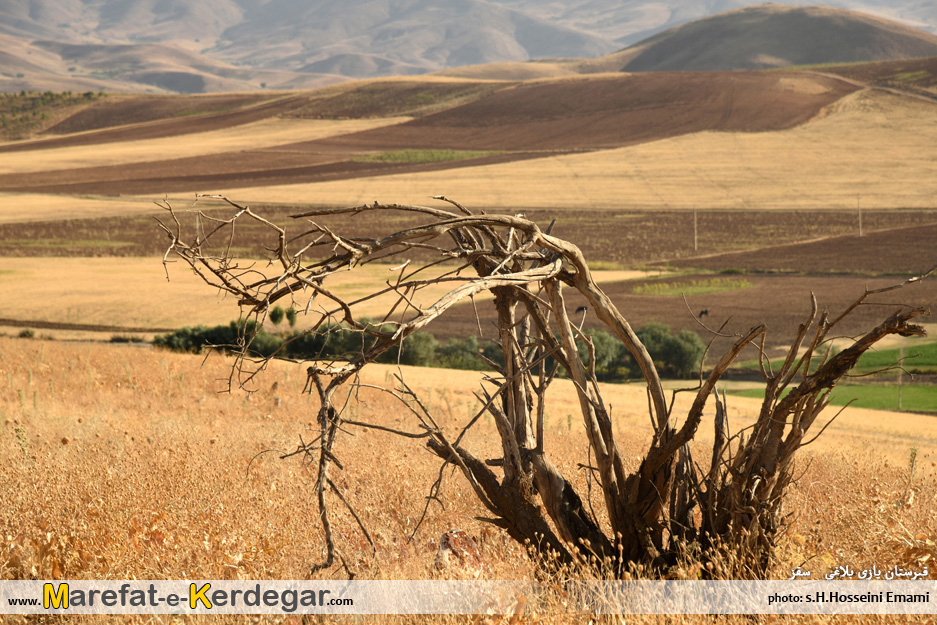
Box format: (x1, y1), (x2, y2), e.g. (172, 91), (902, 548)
(427, 273), (937, 353)
(44, 93), (280, 135)
(2, 205), (934, 269)
(286, 79), (509, 119)
(0, 150), (548, 196)
(297, 71), (859, 152)
(669, 220), (937, 275)
(0, 79), (508, 153)
(0, 118), (411, 181)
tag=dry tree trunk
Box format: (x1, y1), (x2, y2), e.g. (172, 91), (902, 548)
(157, 195), (931, 579)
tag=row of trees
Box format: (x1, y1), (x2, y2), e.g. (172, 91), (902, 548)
(153, 320), (706, 379)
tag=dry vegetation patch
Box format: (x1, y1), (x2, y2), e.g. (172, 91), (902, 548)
(0, 257), (241, 336)
(0, 193), (157, 225)
(0, 339), (533, 584)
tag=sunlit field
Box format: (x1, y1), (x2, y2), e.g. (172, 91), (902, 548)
(0, 256), (656, 341)
(0, 117), (411, 176)
(2, 336), (936, 623)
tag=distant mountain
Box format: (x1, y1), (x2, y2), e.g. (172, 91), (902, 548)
(1, 1), (937, 93)
(212, 0), (615, 74)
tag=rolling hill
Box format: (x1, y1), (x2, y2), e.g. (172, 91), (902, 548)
(0, 71), (858, 196)
(616, 4), (937, 72)
(3, 2), (937, 92)
(441, 5), (937, 79)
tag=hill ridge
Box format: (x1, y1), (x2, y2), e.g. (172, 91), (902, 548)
(2, 2), (937, 92)
(616, 4), (937, 72)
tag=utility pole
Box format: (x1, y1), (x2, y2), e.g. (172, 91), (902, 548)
(694, 209), (698, 252)
(858, 194), (862, 237)
(898, 346), (903, 411)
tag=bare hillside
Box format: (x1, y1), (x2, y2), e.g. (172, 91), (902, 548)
(617, 5), (937, 72)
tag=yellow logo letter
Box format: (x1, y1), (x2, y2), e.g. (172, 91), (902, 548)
(189, 583), (212, 609)
(44, 583), (69, 609)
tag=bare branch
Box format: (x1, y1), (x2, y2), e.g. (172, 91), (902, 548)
(158, 195), (931, 580)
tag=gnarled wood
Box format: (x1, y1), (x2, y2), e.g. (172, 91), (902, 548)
(159, 195), (933, 579)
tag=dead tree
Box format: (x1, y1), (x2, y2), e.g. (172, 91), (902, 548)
(157, 195), (931, 579)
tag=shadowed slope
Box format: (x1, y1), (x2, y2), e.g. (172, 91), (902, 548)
(298, 71), (858, 151)
(618, 5), (937, 72)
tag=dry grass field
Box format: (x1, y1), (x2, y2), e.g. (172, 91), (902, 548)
(0, 255), (654, 340)
(1, 337), (935, 624)
(0, 193), (156, 225)
(0, 117), (411, 175)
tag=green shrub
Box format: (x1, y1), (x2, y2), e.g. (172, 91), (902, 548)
(436, 335), (483, 370)
(619, 322), (706, 379)
(110, 335), (144, 343)
(153, 320), (283, 357)
(382, 331), (439, 367)
(284, 327), (330, 359)
(575, 329), (625, 381)
(269, 305), (285, 325)
(153, 318), (701, 379)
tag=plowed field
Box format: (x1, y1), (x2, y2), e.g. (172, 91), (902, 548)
(427, 273), (937, 353)
(669, 221), (937, 275)
(303, 71), (858, 151)
(2, 206), (934, 266)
